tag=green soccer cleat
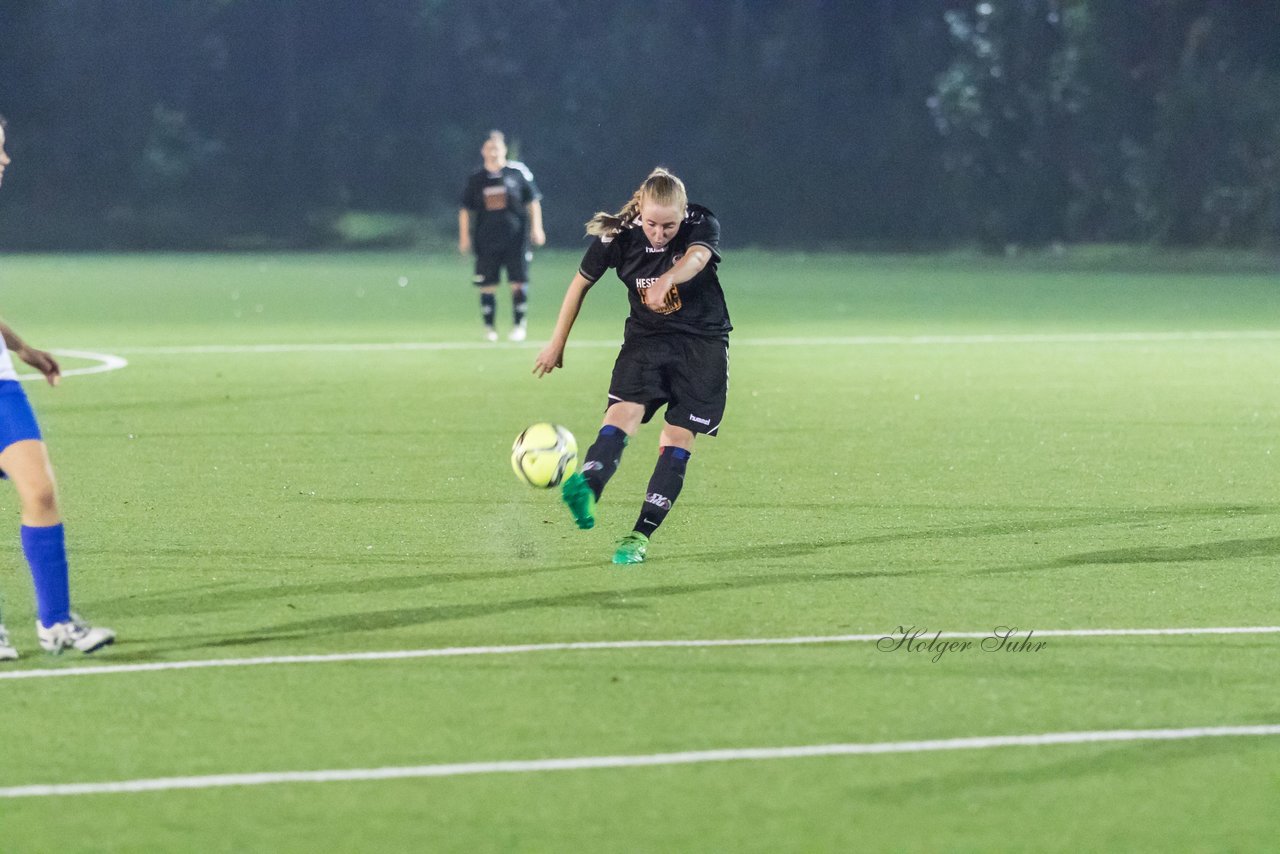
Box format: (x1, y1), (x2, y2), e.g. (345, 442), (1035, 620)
(612, 531), (649, 565)
(560, 472), (596, 530)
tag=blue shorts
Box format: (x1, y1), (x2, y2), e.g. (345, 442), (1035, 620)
(0, 380), (43, 456)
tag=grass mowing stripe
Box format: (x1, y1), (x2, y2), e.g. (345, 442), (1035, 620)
(4, 626), (1276, 682)
(3, 725), (1278, 799)
(99, 328), (1280, 354)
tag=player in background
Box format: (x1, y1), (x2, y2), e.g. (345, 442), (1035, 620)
(459, 130), (545, 342)
(0, 114), (115, 660)
(533, 168), (731, 565)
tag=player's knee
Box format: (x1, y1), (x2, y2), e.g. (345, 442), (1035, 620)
(659, 425), (696, 449)
(603, 402), (644, 434)
(23, 480), (59, 517)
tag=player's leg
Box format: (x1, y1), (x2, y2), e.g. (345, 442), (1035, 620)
(613, 337), (728, 565)
(0, 438), (114, 654)
(562, 337), (663, 530)
(474, 254), (501, 341)
(0, 624), (16, 660)
(613, 425), (695, 565)
(508, 282), (528, 341)
(561, 401), (643, 530)
(1, 439), (69, 625)
(478, 286), (499, 341)
(507, 247), (531, 341)
(0, 573), (16, 658)
(589, 400), (645, 496)
(0, 386), (42, 659)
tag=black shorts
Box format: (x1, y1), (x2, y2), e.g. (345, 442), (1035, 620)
(473, 245), (532, 286)
(606, 334), (729, 436)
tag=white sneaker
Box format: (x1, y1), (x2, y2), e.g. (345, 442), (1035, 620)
(37, 614), (116, 654)
(507, 324), (527, 342)
(484, 327), (499, 342)
(0, 624), (17, 661)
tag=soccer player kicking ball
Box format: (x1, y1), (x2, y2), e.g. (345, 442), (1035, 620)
(533, 168), (731, 565)
(0, 115), (115, 661)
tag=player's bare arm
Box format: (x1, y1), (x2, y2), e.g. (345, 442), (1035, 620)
(457, 208), (471, 254)
(533, 273), (594, 377)
(644, 245), (711, 312)
(0, 320), (60, 386)
(528, 199), (546, 247)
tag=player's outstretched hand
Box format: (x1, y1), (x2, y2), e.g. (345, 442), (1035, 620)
(533, 343), (564, 377)
(18, 346), (61, 386)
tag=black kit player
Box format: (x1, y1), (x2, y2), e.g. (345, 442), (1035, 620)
(458, 130), (545, 342)
(533, 168), (731, 564)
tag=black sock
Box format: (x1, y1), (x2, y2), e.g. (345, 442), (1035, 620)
(512, 286), (528, 326)
(581, 425), (628, 499)
(480, 292), (497, 327)
(634, 446), (691, 538)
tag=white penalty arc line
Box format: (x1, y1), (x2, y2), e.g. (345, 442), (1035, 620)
(2, 724), (1278, 798)
(2, 625), (1276, 682)
(102, 329), (1280, 355)
(16, 349), (128, 381)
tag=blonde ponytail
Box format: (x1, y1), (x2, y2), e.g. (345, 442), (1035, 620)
(585, 167), (688, 237)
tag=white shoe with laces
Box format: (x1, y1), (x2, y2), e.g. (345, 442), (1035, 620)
(37, 614), (116, 654)
(507, 323), (527, 342)
(0, 624), (17, 661)
(484, 327), (499, 342)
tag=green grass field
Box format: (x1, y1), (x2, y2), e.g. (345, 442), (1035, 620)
(0, 250), (1278, 852)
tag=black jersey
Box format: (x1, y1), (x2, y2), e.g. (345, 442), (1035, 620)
(460, 162), (542, 251)
(578, 204), (732, 340)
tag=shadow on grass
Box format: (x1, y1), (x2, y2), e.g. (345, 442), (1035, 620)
(975, 534), (1280, 576)
(62, 385), (328, 416)
(852, 732), (1275, 808)
(106, 564), (920, 661)
(80, 502), (1277, 659)
(82, 502), (1276, 615)
(845, 504), (1277, 548)
(91, 561), (590, 618)
(87, 532), (896, 619)
(1049, 536), (1280, 566)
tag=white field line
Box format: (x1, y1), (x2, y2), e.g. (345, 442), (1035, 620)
(102, 328), (1280, 355)
(2, 625), (1276, 682)
(2, 724), (1278, 799)
(16, 349), (129, 381)
(18, 330), (1277, 379)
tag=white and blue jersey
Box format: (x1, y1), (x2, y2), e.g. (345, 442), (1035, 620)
(0, 340), (18, 381)
(0, 341), (42, 454)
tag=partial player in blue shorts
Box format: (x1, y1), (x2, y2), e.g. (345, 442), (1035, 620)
(0, 113), (115, 661)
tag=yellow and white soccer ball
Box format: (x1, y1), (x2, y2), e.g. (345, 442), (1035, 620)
(511, 422), (578, 488)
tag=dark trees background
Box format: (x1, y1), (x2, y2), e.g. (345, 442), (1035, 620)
(0, 0), (1277, 250)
